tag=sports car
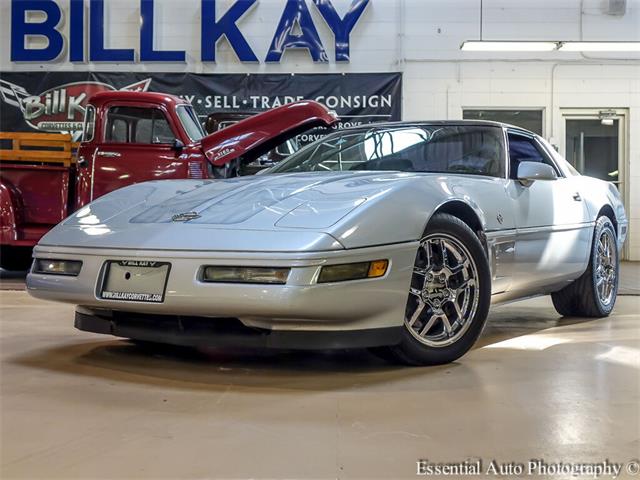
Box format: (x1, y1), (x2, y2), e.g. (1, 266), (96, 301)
(26, 121), (628, 365)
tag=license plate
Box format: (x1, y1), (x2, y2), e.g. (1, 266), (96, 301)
(100, 260), (171, 303)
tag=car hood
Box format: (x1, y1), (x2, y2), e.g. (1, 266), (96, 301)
(41, 172), (419, 251)
(198, 100), (338, 167)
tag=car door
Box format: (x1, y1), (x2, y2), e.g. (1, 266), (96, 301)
(90, 103), (182, 201)
(505, 130), (592, 293)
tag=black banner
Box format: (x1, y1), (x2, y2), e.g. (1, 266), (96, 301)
(0, 72), (402, 140)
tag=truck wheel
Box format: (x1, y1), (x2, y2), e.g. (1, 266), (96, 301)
(551, 216), (619, 318)
(0, 246), (33, 272)
(372, 213), (491, 366)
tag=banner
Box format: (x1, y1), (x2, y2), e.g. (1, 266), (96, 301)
(0, 72), (402, 140)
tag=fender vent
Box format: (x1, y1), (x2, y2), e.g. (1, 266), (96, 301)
(188, 161), (204, 179)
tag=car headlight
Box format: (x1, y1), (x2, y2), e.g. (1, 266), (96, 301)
(32, 259), (82, 276)
(201, 266), (290, 284)
(318, 259), (388, 283)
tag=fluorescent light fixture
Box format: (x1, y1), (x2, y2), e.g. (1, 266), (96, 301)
(559, 41), (640, 52)
(461, 41), (558, 51)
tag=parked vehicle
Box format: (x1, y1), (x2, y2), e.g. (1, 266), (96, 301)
(26, 121), (627, 365)
(0, 93), (337, 269)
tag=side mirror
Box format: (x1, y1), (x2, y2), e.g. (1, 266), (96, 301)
(517, 161), (557, 185)
(173, 139), (185, 151)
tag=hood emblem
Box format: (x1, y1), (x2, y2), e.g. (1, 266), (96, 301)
(171, 211), (201, 222)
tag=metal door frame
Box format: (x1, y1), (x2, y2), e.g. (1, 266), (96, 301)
(559, 108), (629, 259)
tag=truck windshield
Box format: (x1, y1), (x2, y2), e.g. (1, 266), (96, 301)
(177, 105), (205, 142)
(270, 125), (506, 178)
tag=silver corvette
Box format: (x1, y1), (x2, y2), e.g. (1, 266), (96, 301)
(27, 121), (628, 365)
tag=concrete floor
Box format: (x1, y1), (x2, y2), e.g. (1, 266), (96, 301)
(1, 285), (639, 478)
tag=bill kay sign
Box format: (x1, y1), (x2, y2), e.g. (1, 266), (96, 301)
(10, 0), (370, 63)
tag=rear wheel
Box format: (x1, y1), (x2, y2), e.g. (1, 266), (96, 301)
(372, 213), (491, 365)
(551, 216), (618, 317)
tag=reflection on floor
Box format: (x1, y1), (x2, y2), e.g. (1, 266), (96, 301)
(0, 290), (638, 479)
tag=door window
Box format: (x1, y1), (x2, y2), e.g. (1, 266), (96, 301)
(105, 107), (175, 144)
(507, 132), (559, 179)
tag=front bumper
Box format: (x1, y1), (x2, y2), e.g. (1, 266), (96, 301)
(27, 242), (418, 335)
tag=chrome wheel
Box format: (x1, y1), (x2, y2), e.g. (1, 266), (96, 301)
(595, 229), (617, 307)
(405, 233), (480, 348)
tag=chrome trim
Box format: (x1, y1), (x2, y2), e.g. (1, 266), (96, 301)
(486, 222), (594, 237)
(89, 147), (98, 202)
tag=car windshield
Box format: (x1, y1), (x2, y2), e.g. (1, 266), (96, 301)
(176, 105), (206, 142)
(270, 125), (506, 177)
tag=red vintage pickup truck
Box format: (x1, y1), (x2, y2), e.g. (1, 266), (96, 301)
(0, 92), (337, 270)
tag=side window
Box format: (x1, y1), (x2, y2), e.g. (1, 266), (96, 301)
(82, 105), (96, 143)
(507, 132), (559, 179)
(419, 127), (505, 178)
(151, 115), (174, 143)
(105, 107), (175, 144)
(110, 118), (128, 142)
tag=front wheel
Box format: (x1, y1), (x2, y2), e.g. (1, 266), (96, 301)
(551, 216), (619, 317)
(0, 246), (33, 271)
(372, 213), (491, 366)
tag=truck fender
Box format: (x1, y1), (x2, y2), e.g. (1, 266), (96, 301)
(0, 179), (24, 243)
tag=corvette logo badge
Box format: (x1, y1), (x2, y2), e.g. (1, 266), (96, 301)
(0, 78), (151, 139)
(171, 212), (201, 222)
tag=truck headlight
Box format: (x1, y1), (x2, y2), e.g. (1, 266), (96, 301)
(201, 266), (290, 284)
(318, 260), (388, 283)
(33, 259), (82, 276)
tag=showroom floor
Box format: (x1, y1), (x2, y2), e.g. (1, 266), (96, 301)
(1, 266), (638, 479)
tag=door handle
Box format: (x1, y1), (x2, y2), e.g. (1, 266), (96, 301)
(572, 192), (582, 202)
(97, 151), (121, 158)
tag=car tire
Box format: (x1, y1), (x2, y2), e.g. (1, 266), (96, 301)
(0, 246), (33, 272)
(551, 216), (619, 318)
(373, 213), (491, 366)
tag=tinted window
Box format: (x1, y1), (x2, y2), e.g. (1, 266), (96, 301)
(105, 107), (175, 144)
(272, 126), (506, 178)
(507, 132), (559, 178)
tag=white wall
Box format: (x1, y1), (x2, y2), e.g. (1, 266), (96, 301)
(1, 0), (639, 258)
